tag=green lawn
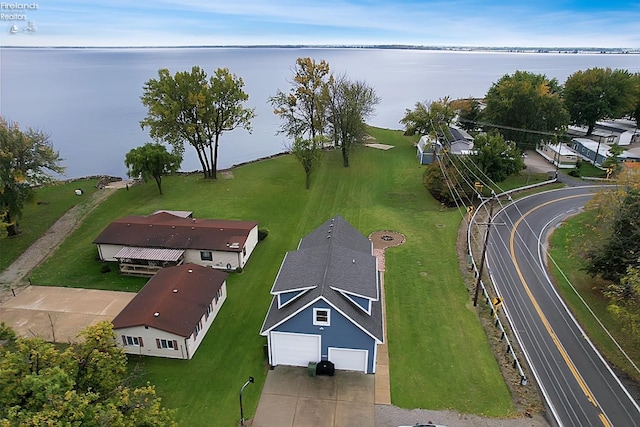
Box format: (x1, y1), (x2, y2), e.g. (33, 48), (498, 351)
(0, 178), (99, 272)
(31, 127), (514, 425)
(548, 211), (640, 384)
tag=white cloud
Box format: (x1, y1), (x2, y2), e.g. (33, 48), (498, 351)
(1, 0), (638, 47)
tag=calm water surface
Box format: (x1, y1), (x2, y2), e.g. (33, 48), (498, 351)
(2, 48), (639, 179)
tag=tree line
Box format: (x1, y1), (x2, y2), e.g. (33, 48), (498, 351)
(406, 67), (640, 205)
(132, 57), (379, 192)
(402, 67), (640, 148)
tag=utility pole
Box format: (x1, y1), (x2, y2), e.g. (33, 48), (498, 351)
(473, 196), (495, 307)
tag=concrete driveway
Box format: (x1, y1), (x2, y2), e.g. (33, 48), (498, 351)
(0, 286), (135, 342)
(251, 366), (375, 427)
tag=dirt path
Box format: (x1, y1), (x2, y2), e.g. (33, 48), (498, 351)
(0, 187), (117, 304)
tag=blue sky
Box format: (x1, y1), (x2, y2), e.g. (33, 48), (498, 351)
(2, 0), (639, 48)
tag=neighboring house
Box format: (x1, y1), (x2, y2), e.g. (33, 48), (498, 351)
(416, 135), (441, 164)
(447, 126), (475, 155)
(112, 263), (228, 360)
(94, 211), (259, 276)
(571, 138), (640, 167)
(536, 143), (579, 169)
(568, 120), (639, 146)
(260, 215), (383, 374)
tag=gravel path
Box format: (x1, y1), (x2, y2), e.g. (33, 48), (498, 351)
(0, 187), (117, 304)
(375, 405), (550, 427)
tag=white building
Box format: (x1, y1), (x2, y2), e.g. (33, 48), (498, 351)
(94, 211), (259, 276)
(112, 264), (227, 359)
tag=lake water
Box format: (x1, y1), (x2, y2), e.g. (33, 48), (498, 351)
(1, 47), (639, 179)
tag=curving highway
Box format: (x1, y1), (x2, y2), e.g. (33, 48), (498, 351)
(484, 186), (640, 427)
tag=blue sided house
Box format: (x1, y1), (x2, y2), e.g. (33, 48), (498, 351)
(260, 215), (383, 374)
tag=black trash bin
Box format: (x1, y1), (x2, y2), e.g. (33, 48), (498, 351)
(316, 360), (335, 376)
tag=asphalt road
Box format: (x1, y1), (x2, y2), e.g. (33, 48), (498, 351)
(485, 186), (640, 427)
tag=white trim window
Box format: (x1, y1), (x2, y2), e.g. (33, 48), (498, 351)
(156, 338), (178, 350)
(200, 251), (213, 261)
(313, 308), (330, 326)
(123, 335), (143, 347)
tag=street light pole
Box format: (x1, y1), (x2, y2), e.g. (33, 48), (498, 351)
(239, 376), (254, 426)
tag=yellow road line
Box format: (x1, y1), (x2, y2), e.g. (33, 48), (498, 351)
(599, 412), (612, 427)
(509, 195), (600, 411)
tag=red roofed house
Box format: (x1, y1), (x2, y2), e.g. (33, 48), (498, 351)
(93, 211), (259, 276)
(112, 263), (227, 359)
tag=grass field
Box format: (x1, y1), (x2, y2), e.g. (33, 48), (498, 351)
(0, 179), (99, 272)
(548, 211), (640, 384)
(29, 128), (515, 425)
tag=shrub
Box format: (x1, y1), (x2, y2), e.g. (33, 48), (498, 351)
(568, 169), (580, 177)
(258, 227), (270, 241)
(0, 322), (17, 342)
(100, 264), (112, 274)
(235, 267), (244, 274)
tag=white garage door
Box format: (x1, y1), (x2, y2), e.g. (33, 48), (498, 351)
(328, 347), (368, 372)
(271, 332), (321, 367)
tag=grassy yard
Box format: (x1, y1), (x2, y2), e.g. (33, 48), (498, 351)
(548, 211), (640, 384)
(0, 178), (99, 272)
(31, 127), (514, 425)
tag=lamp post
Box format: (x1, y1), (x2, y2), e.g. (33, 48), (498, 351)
(239, 376), (254, 426)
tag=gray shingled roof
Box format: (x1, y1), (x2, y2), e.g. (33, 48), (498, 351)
(261, 215), (383, 342)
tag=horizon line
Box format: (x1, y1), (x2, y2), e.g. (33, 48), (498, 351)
(1, 44), (639, 52)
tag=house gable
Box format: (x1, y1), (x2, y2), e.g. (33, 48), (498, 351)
(333, 289), (372, 315)
(277, 289), (312, 308)
(260, 215), (383, 343)
(276, 299), (376, 345)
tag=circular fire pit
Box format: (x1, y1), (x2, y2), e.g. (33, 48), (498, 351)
(369, 231), (406, 250)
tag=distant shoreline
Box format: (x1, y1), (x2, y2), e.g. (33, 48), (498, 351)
(3, 45), (639, 54)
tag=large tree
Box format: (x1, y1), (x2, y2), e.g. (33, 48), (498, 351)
(125, 142), (182, 195)
(0, 118), (64, 237)
(400, 97), (456, 137)
(270, 57), (332, 140)
(627, 72), (640, 124)
(564, 67), (635, 135)
(423, 153), (475, 206)
(140, 67), (254, 180)
(451, 98), (482, 131)
(605, 264), (640, 337)
(290, 136), (324, 189)
(0, 321), (176, 426)
(584, 188), (640, 282)
(470, 132), (523, 182)
(326, 75), (380, 167)
(482, 71), (569, 148)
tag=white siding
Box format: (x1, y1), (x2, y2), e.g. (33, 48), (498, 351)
(114, 283), (227, 359)
(240, 226), (259, 267)
(183, 249), (239, 270)
(97, 244), (125, 261)
(115, 326), (188, 359)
